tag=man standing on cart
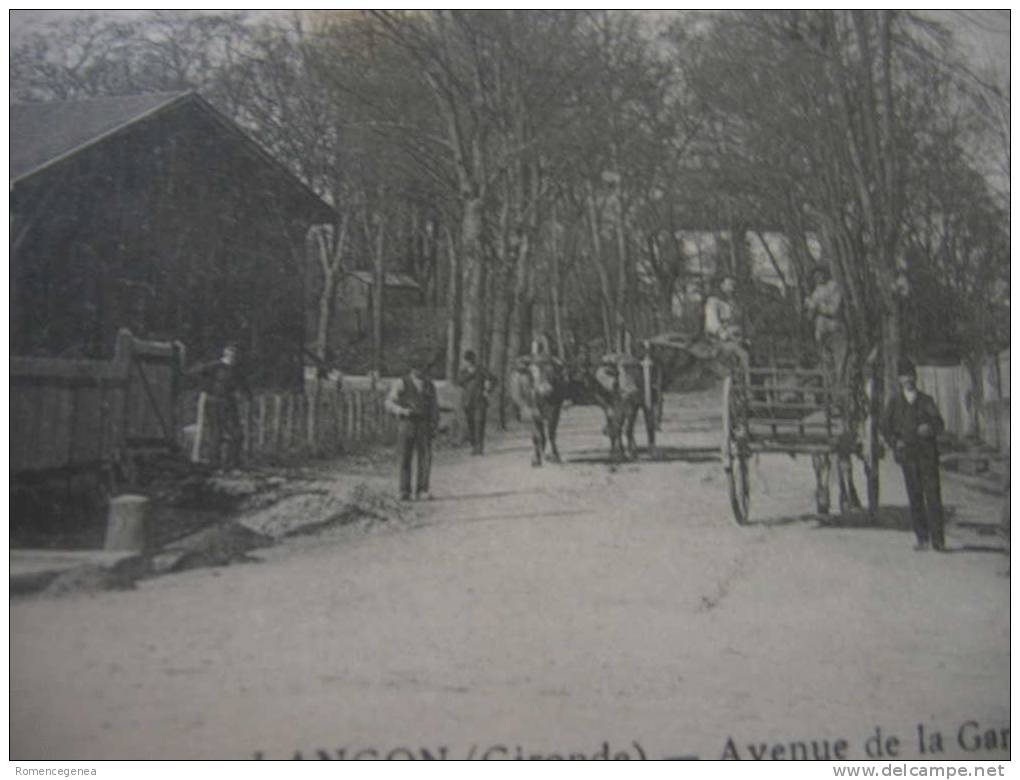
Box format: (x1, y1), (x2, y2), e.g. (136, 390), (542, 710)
(703, 274), (749, 373)
(805, 264), (849, 386)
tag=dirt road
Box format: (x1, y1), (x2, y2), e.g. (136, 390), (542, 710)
(11, 390), (1010, 760)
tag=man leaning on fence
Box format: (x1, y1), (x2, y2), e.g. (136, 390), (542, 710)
(881, 357), (947, 552)
(386, 353), (441, 501)
(187, 343), (252, 470)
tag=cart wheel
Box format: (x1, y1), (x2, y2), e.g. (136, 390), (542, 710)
(722, 376), (751, 525)
(728, 450), (750, 525)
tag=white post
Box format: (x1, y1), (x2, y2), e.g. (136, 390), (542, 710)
(191, 391), (207, 463)
(105, 494), (150, 552)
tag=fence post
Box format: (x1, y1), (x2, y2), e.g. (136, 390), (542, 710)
(192, 392), (207, 463)
(257, 395), (267, 457)
(308, 389), (318, 452)
(272, 394), (283, 456)
(337, 392), (347, 451)
(353, 391), (362, 442)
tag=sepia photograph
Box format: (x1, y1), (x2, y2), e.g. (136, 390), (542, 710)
(8, 9), (1011, 762)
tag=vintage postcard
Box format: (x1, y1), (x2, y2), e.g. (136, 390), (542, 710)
(9, 10), (1010, 764)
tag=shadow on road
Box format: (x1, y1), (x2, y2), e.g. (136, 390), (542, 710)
(943, 544), (1008, 555)
(815, 505), (917, 532)
(434, 489), (543, 503)
(748, 505), (958, 534)
(442, 509), (590, 527)
(565, 446), (720, 466)
(746, 505), (1006, 554)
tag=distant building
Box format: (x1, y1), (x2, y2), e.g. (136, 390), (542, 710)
(10, 91), (334, 388)
(336, 271), (423, 336)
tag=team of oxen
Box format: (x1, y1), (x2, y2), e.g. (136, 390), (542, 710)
(505, 336), (874, 524)
(509, 339), (684, 467)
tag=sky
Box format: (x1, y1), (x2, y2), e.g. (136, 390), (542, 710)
(8, 8), (1012, 75)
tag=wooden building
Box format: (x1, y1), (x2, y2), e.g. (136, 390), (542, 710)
(10, 92), (334, 388)
(336, 271), (423, 337)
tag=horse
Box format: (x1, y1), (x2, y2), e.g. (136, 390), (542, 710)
(509, 354), (568, 467)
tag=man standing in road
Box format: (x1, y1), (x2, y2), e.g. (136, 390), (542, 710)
(881, 357), (947, 551)
(386, 353), (440, 501)
(458, 350), (495, 456)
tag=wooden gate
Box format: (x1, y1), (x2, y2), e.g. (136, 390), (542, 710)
(11, 329), (184, 476)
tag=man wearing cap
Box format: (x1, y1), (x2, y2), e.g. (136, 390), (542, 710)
(385, 354), (440, 501)
(187, 343), (252, 469)
(805, 264), (849, 385)
(881, 357), (947, 551)
(458, 350), (496, 455)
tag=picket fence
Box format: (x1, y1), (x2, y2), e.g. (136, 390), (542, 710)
(182, 379), (463, 464)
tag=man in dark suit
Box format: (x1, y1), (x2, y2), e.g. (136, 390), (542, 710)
(458, 350), (495, 455)
(385, 353), (441, 501)
(881, 357), (947, 551)
(187, 343), (252, 469)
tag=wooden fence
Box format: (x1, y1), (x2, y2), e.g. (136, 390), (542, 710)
(182, 379), (463, 464)
(12, 329), (183, 476)
(917, 349), (1010, 453)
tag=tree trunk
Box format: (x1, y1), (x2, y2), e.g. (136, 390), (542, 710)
(551, 262), (566, 360)
(584, 185), (615, 349)
(488, 270), (514, 429)
(460, 196), (487, 362)
(316, 271), (339, 362)
(444, 225), (462, 382)
(371, 213), (387, 376)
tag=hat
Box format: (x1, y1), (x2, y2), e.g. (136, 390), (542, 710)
(413, 348), (438, 371)
(896, 357), (916, 377)
(463, 349), (477, 363)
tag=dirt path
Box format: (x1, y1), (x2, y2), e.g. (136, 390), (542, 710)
(11, 390), (1010, 760)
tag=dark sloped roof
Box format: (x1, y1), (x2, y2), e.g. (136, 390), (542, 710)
(10, 92), (189, 182)
(10, 91), (334, 221)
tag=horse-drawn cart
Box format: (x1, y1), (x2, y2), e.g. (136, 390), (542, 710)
(721, 360), (880, 525)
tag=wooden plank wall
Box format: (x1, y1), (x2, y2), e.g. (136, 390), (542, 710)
(917, 349), (1010, 453)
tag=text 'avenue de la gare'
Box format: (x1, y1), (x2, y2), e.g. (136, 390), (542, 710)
(721, 721), (1010, 760)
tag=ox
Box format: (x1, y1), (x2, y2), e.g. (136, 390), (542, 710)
(509, 354), (568, 467)
(592, 351), (659, 462)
